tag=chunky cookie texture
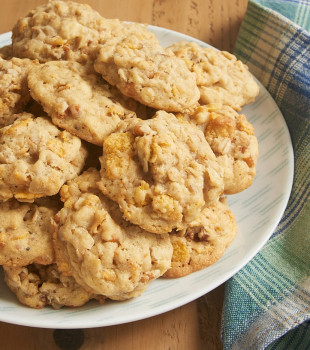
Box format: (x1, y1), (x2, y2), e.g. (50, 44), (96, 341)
(53, 169), (173, 300)
(0, 0), (261, 310)
(3, 263), (103, 309)
(12, 0), (122, 63)
(0, 45), (13, 59)
(94, 34), (200, 112)
(169, 41), (259, 110)
(0, 114), (87, 202)
(179, 104), (258, 194)
(0, 198), (59, 267)
(28, 60), (137, 145)
(0, 57), (37, 127)
(98, 111), (224, 233)
(164, 197), (237, 278)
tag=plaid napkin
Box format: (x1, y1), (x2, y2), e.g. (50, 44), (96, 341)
(221, 1), (310, 349)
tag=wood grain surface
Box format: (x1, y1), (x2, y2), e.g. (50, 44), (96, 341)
(0, 0), (248, 349)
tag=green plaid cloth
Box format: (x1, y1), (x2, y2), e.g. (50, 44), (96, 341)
(221, 1), (310, 349)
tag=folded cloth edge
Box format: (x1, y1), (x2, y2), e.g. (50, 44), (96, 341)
(221, 0), (310, 349)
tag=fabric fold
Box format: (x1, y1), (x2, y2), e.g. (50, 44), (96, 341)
(221, 1), (310, 349)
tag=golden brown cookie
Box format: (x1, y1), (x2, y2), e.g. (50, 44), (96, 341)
(94, 34), (200, 112)
(12, 0), (121, 63)
(169, 41), (259, 110)
(0, 198), (59, 267)
(3, 263), (103, 309)
(97, 111), (224, 234)
(164, 197), (237, 278)
(0, 57), (37, 127)
(179, 104), (258, 194)
(0, 45), (13, 59)
(0, 114), (87, 202)
(53, 168), (173, 301)
(28, 60), (138, 145)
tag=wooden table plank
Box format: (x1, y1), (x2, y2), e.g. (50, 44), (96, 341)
(0, 1), (247, 348)
(0, 291), (226, 350)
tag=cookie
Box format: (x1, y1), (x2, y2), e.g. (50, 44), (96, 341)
(97, 111), (224, 234)
(0, 198), (59, 267)
(28, 61), (138, 145)
(0, 114), (87, 202)
(102, 20), (159, 44)
(12, 0), (122, 63)
(169, 41), (259, 110)
(0, 57), (37, 127)
(3, 263), (103, 309)
(179, 104), (258, 194)
(53, 168), (173, 301)
(164, 197), (237, 278)
(94, 34), (200, 112)
(0, 112), (34, 131)
(0, 45), (13, 59)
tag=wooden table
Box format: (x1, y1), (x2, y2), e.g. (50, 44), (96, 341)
(0, 0), (248, 349)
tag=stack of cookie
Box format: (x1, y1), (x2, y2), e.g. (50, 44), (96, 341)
(0, 0), (259, 309)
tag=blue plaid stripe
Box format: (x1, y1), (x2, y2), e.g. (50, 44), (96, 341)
(221, 1), (310, 349)
(254, 0), (310, 31)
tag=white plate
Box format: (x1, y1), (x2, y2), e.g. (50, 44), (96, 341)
(0, 27), (294, 329)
